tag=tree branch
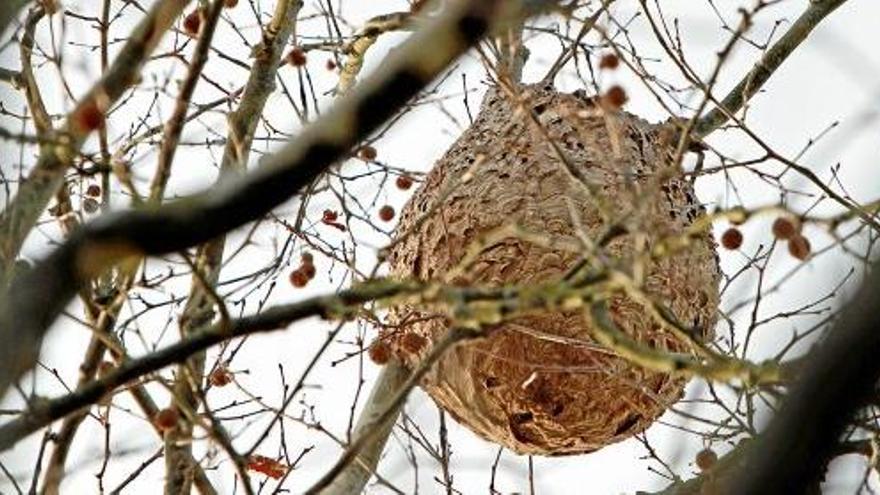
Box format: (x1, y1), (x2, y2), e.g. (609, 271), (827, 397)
(0, 0), (192, 278)
(0, 279), (417, 452)
(0, 0), (30, 38)
(726, 262), (880, 493)
(309, 328), (475, 494)
(319, 361), (412, 495)
(163, 1), (303, 492)
(0, 0), (529, 402)
(694, 0), (850, 137)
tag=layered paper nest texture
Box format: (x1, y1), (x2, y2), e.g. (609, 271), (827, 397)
(385, 83), (720, 455)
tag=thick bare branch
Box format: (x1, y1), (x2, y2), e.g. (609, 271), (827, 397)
(163, 1), (303, 492)
(309, 328), (475, 494)
(0, 0), (30, 37)
(0, 0), (528, 402)
(0, 279), (416, 451)
(320, 361), (412, 495)
(336, 12), (413, 94)
(0, 0), (192, 277)
(694, 0), (850, 137)
(726, 263), (880, 493)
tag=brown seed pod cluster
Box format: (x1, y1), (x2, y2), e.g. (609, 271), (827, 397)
(771, 215), (811, 261)
(384, 83), (720, 455)
(289, 252), (317, 288)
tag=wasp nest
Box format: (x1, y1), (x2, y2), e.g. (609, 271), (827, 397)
(384, 82), (720, 455)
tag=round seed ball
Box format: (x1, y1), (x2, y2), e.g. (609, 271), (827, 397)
(772, 216), (799, 240)
(75, 99), (105, 132)
(695, 448), (718, 471)
(287, 47), (307, 67)
(599, 53), (620, 70)
(154, 408), (179, 432)
(385, 83), (720, 455)
(182, 9), (202, 37)
(209, 367), (233, 387)
(603, 85), (627, 109)
(396, 175), (414, 190)
(721, 227), (743, 250)
(289, 269), (308, 288)
(301, 263), (316, 280)
(378, 205), (396, 222)
(358, 145), (377, 161)
(369, 339), (392, 365)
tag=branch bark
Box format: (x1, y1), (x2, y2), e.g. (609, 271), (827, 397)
(0, 279), (417, 452)
(319, 361), (412, 495)
(0, 0), (529, 402)
(162, 1), (303, 493)
(727, 263), (880, 493)
(0, 0), (30, 38)
(694, 0), (850, 137)
(0, 0), (191, 278)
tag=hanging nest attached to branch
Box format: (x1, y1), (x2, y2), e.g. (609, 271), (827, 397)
(383, 82), (720, 456)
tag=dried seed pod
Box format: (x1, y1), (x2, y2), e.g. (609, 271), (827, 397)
(287, 47), (307, 67)
(358, 145), (377, 161)
(695, 448), (718, 471)
(154, 408), (179, 432)
(720, 227), (743, 250)
(599, 53), (620, 70)
(772, 216), (799, 240)
(247, 455), (289, 479)
(385, 83), (720, 455)
(182, 9), (203, 37)
(378, 205), (396, 222)
(396, 175), (414, 190)
(289, 269), (308, 288)
(369, 339), (392, 364)
(322, 209), (339, 223)
(602, 85), (628, 109)
(788, 234), (811, 260)
(74, 99), (105, 132)
(301, 263), (316, 280)
(209, 366), (233, 387)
